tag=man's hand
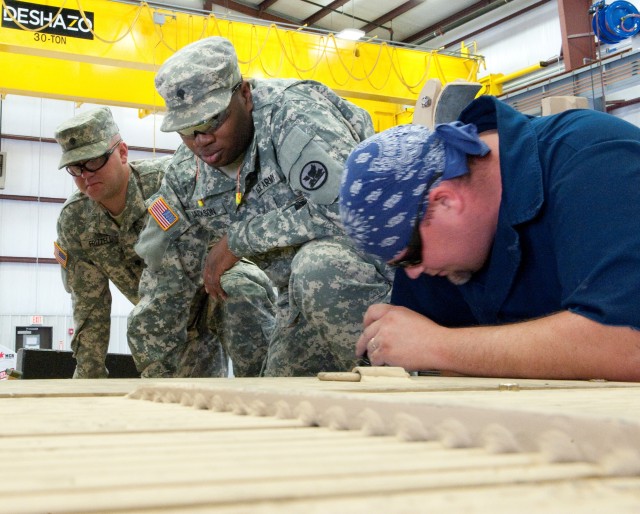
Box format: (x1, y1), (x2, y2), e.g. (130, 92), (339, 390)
(203, 234), (240, 301)
(356, 303), (447, 370)
(357, 305), (640, 381)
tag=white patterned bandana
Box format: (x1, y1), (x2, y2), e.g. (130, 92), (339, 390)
(339, 121), (490, 261)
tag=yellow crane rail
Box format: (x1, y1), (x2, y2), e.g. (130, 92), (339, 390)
(0, 0), (484, 130)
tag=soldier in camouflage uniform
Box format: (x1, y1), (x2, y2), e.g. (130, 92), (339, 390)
(130, 140), (277, 378)
(54, 107), (274, 378)
(134, 36), (392, 376)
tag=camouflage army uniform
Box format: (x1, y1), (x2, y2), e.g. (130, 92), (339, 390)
(233, 79), (392, 376)
(54, 156), (199, 378)
(138, 77), (392, 377)
(129, 144), (277, 378)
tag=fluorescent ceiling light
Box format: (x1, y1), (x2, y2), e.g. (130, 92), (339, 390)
(336, 28), (365, 40)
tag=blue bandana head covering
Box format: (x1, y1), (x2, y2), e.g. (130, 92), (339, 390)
(339, 121), (490, 261)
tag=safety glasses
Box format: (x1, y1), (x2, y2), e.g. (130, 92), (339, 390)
(177, 81), (242, 140)
(66, 139), (122, 177)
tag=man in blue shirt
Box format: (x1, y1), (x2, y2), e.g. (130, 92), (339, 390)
(339, 96), (640, 381)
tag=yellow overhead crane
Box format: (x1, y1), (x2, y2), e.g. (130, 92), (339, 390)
(0, 0), (484, 131)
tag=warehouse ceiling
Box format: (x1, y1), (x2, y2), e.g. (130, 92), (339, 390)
(152, 0), (552, 51)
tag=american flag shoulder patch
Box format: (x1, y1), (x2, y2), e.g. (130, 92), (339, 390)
(149, 196), (179, 231)
(53, 242), (68, 269)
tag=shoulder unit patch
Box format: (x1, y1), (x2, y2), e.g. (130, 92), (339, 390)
(300, 161), (328, 191)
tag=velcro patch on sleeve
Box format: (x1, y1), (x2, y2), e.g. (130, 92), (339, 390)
(148, 196), (179, 231)
(53, 242), (68, 269)
(281, 126), (341, 205)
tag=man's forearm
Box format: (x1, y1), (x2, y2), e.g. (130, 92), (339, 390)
(438, 311), (640, 381)
(228, 202), (340, 257)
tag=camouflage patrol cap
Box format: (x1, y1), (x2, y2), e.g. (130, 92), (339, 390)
(155, 36), (242, 133)
(54, 107), (119, 169)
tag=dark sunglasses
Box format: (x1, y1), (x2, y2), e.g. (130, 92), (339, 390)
(388, 171), (444, 268)
(178, 81), (243, 140)
(388, 218), (423, 268)
(66, 139), (122, 177)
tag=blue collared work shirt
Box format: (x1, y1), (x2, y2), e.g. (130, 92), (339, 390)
(392, 96), (640, 330)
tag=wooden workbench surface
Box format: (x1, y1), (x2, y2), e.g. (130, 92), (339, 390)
(2, 376), (640, 513)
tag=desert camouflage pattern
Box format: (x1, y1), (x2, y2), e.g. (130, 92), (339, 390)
(155, 37), (242, 132)
(136, 78), (392, 377)
(129, 144), (277, 377)
(55, 107), (119, 169)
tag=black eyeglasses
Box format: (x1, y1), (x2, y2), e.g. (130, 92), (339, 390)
(178, 81), (243, 140)
(66, 139), (122, 177)
(388, 218), (423, 268)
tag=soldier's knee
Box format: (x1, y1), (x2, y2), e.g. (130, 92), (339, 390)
(290, 241), (390, 319)
(221, 267), (275, 303)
